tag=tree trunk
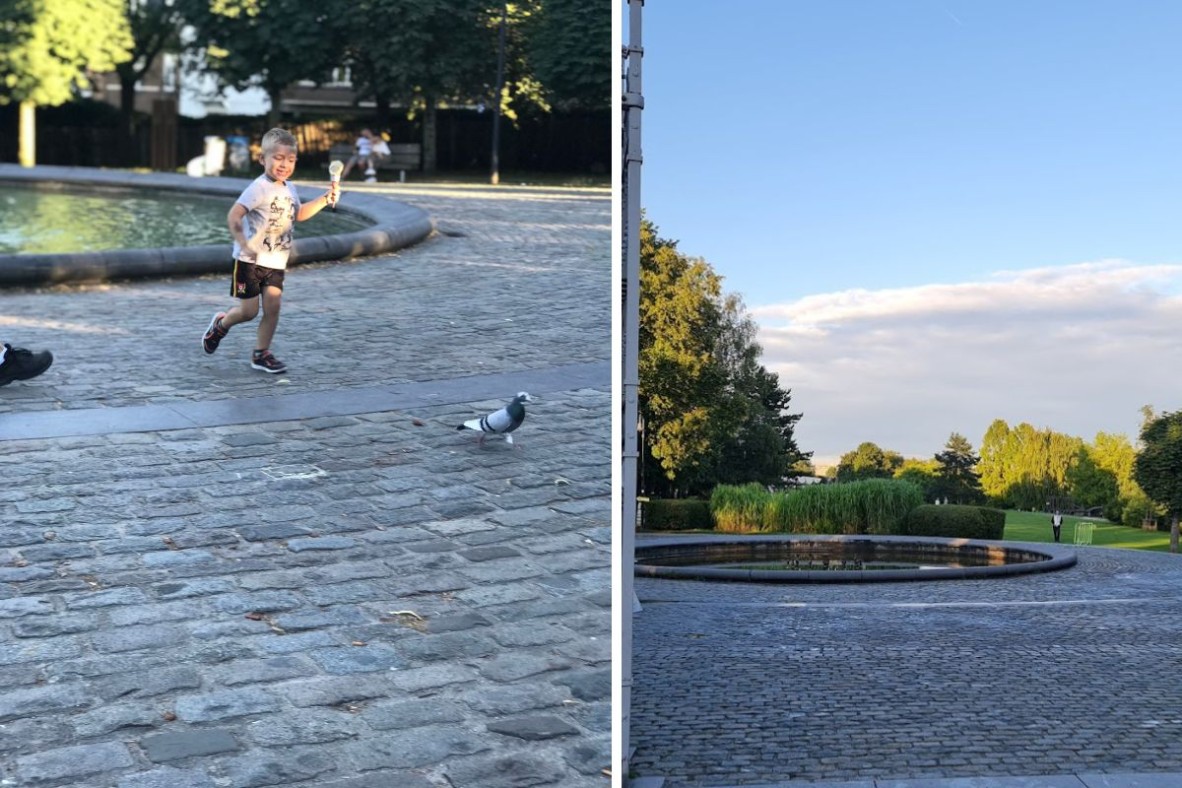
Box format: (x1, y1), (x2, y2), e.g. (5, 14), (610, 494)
(373, 94), (391, 133)
(267, 86), (284, 129)
(1171, 514), (1178, 553)
(18, 101), (36, 167)
(422, 95), (437, 173)
(120, 72), (138, 134)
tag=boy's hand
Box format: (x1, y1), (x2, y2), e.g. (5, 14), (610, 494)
(327, 181), (340, 207)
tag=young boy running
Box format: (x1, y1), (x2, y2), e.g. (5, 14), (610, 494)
(201, 128), (339, 373)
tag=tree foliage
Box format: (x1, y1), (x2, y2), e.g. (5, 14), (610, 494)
(0, 0), (133, 106)
(932, 432), (983, 504)
(116, 0), (184, 127)
(523, 0), (610, 110)
(977, 419), (1080, 510)
(638, 218), (808, 497)
(835, 442), (902, 482)
(0, 0), (133, 165)
(177, 0), (343, 126)
(1133, 410), (1182, 520)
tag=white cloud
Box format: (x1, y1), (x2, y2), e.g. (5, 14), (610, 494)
(752, 260), (1182, 466)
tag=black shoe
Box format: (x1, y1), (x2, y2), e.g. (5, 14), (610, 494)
(202, 312), (228, 354)
(0, 345), (53, 386)
(251, 349), (287, 374)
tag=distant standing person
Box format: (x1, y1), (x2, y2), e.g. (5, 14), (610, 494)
(340, 128), (374, 181)
(0, 343), (52, 386)
(1052, 511), (1063, 543)
(201, 127), (340, 374)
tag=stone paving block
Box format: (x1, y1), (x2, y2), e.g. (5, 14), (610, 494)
(469, 683), (573, 716)
(72, 701), (164, 737)
(0, 633), (85, 666)
(116, 766), (219, 788)
(305, 772), (436, 788)
(211, 655), (319, 686)
(13, 741), (135, 784)
(0, 597), (55, 619)
(141, 729), (240, 762)
(219, 749), (336, 787)
(308, 644), (406, 674)
(245, 708), (362, 746)
(339, 725), (490, 770)
(0, 717), (74, 756)
(0, 682), (89, 723)
(358, 697), (466, 731)
(96, 666), (203, 704)
(388, 663), (480, 693)
(65, 586), (151, 609)
(477, 652), (573, 682)
(287, 536), (358, 552)
(174, 687), (281, 722)
(92, 623), (189, 653)
(443, 749), (570, 788)
(278, 674), (395, 708)
(486, 715), (580, 741)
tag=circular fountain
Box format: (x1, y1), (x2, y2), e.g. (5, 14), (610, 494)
(635, 534), (1075, 583)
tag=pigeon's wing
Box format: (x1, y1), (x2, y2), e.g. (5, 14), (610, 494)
(503, 403), (526, 433)
(476, 406), (515, 434)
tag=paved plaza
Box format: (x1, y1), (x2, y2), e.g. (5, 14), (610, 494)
(0, 181), (611, 787)
(631, 537), (1182, 787)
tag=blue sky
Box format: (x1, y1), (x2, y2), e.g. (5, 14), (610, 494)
(632, 0), (1182, 465)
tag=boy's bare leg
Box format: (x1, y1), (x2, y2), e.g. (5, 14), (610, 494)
(219, 298), (260, 330)
(256, 286), (283, 351)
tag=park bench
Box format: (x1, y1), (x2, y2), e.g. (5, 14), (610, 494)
(328, 141), (422, 182)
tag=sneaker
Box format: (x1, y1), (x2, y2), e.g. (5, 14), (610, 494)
(251, 349), (287, 374)
(0, 345), (53, 386)
(202, 312), (228, 354)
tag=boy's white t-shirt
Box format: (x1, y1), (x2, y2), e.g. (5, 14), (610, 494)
(232, 174), (301, 270)
(356, 135), (374, 158)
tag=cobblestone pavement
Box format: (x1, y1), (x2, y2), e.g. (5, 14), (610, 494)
(0, 183), (612, 787)
(631, 540), (1182, 786)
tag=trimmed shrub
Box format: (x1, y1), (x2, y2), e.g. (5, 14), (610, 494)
(643, 499), (713, 531)
(902, 504), (1005, 540)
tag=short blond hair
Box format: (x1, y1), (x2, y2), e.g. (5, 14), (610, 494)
(261, 128), (297, 154)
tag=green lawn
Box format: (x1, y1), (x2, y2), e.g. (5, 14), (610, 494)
(1003, 509), (1173, 551)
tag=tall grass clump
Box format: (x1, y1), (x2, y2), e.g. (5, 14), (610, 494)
(709, 479), (924, 534)
(710, 483), (772, 532)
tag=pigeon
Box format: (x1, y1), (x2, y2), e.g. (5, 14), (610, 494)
(457, 392), (536, 445)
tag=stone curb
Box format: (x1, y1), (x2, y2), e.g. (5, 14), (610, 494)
(634, 533), (1077, 583)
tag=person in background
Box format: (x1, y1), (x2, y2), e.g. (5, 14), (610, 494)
(1051, 510), (1063, 543)
(340, 128), (375, 181)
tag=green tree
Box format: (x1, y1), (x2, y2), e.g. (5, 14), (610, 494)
(638, 218), (807, 496)
(116, 0), (183, 132)
(977, 419), (1080, 509)
(894, 458), (939, 501)
(835, 442), (903, 482)
(977, 418), (1015, 502)
(1133, 409), (1182, 551)
(341, 0), (501, 170)
(523, 0), (609, 110)
(178, 0), (343, 127)
(0, 0), (133, 165)
(933, 433), (983, 504)
(1065, 445), (1119, 517)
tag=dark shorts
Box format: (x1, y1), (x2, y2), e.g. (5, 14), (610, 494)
(231, 259), (285, 299)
